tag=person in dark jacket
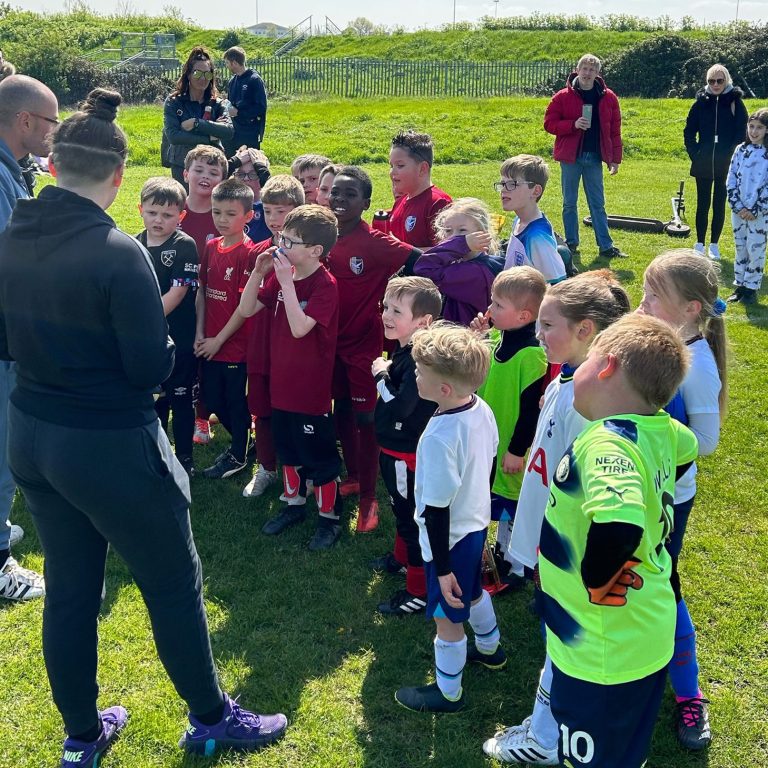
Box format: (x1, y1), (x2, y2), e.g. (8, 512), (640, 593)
(684, 63), (748, 260)
(163, 46), (233, 187)
(0, 87), (286, 766)
(223, 45), (268, 154)
(544, 53), (625, 260)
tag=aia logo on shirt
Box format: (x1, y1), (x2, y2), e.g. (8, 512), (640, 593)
(405, 215), (417, 232)
(160, 249), (176, 267)
(349, 256), (364, 275)
(224, 266), (234, 281)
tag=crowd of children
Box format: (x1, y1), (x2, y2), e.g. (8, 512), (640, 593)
(125, 109), (764, 765)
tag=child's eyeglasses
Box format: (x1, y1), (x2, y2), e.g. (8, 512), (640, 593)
(279, 233), (306, 250)
(493, 180), (535, 192)
(707, 77), (725, 85)
(190, 70), (214, 81)
(234, 171), (259, 181)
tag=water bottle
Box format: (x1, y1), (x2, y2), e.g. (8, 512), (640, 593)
(203, 105), (212, 122)
(372, 210), (391, 234)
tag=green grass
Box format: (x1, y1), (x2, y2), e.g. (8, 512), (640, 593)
(295, 28), (707, 63)
(1, 97), (767, 768)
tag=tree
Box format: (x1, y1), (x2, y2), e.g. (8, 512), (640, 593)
(348, 17), (375, 36)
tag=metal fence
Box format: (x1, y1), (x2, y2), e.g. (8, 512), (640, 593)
(111, 57), (573, 102)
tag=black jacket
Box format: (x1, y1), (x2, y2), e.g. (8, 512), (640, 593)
(163, 92), (234, 169)
(227, 68), (267, 140)
(374, 342), (436, 453)
(684, 87), (748, 180)
(0, 186), (174, 429)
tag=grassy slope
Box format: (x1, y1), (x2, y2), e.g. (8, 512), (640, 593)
(0, 98), (766, 768)
(295, 28), (707, 62)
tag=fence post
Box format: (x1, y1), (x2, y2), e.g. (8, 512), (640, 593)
(344, 57), (349, 98)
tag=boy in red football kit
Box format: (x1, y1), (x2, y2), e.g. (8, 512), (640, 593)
(327, 166), (420, 531)
(290, 153), (332, 204)
(180, 144), (228, 446)
(238, 205), (342, 551)
(195, 178), (256, 479)
(389, 131), (452, 248)
(241, 175), (306, 499)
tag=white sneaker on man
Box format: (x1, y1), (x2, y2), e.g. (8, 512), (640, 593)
(708, 243), (721, 260)
(242, 466), (278, 498)
(9, 524), (24, 547)
(482, 716), (559, 765)
(0, 556), (45, 601)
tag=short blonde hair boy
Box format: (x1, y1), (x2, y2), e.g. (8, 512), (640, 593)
(591, 314), (690, 411)
(492, 267), (547, 315)
(385, 276), (443, 321)
(261, 174), (305, 206)
(412, 322), (490, 395)
(577, 53), (602, 71)
(290, 153), (333, 177)
(184, 144), (228, 174)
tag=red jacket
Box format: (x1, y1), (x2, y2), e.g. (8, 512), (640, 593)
(544, 73), (623, 166)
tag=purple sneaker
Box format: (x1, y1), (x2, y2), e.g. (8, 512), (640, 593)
(60, 706), (128, 767)
(179, 693), (287, 755)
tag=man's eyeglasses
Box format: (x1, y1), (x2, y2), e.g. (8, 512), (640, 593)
(234, 171), (259, 181)
(17, 111), (60, 125)
(493, 179), (535, 192)
(279, 233), (306, 250)
(190, 70), (214, 81)
(708, 77), (725, 85)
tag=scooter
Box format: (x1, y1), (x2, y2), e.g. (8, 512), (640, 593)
(584, 180), (691, 238)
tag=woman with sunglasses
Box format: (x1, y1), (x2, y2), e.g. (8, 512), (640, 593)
(163, 46), (233, 186)
(683, 63), (748, 260)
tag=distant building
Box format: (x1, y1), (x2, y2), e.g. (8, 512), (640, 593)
(245, 22), (290, 38)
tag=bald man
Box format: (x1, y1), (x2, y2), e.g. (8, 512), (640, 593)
(0, 74), (58, 600)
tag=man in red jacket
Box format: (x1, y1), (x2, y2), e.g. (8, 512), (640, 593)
(544, 54), (626, 260)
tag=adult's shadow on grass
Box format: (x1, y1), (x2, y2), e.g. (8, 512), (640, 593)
(355, 536), (546, 768)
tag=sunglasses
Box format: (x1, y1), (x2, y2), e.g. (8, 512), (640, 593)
(708, 77), (725, 85)
(190, 70), (214, 81)
(493, 179), (535, 192)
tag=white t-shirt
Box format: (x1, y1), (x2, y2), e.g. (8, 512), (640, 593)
(415, 395), (499, 561)
(673, 337), (721, 503)
(508, 368), (587, 569)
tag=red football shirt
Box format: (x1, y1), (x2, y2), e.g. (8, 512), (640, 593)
(199, 236), (256, 363)
(327, 220), (413, 356)
(180, 205), (217, 258)
(258, 266), (338, 415)
(246, 237), (275, 375)
(389, 185), (452, 248)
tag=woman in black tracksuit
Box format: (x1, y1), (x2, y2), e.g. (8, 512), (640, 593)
(683, 63), (748, 260)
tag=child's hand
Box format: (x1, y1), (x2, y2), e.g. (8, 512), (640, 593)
(465, 231), (493, 253)
(739, 209), (756, 221)
(502, 452), (525, 474)
(371, 357), (390, 377)
(438, 572), (464, 609)
(194, 337), (223, 360)
(272, 249), (293, 287)
(469, 311), (491, 335)
(253, 248), (276, 277)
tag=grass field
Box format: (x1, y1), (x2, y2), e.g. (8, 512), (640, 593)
(1, 97), (767, 768)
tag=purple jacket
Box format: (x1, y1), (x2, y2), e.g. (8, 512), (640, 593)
(414, 235), (505, 326)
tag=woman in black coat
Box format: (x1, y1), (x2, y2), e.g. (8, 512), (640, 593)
(163, 46), (233, 186)
(683, 63), (748, 260)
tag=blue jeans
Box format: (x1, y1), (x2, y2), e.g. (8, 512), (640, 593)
(0, 360), (17, 551)
(560, 152), (613, 251)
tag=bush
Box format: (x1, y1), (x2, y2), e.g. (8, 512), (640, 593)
(218, 29), (240, 49)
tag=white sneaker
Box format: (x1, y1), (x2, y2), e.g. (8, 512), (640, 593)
(693, 242), (706, 255)
(242, 466), (278, 498)
(0, 556), (45, 601)
(9, 524), (24, 547)
(482, 716), (559, 765)
(708, 243), (721, 260)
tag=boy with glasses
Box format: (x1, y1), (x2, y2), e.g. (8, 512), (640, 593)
(238, 205), (343, 551)
(497, 155), (566, 284)
(228, 146), (272, 242)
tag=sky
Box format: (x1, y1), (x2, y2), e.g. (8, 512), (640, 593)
(13, 0), (765, 31)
